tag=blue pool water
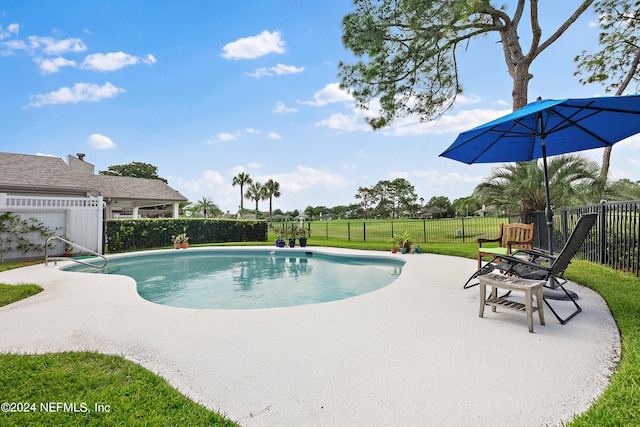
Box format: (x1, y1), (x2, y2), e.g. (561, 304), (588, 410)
(65, 250), (404, 309)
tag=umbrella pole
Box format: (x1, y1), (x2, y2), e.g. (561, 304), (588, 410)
(541, 138), (554, 255)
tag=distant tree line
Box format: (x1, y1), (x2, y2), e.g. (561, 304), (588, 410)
(102, 155), (640, 221)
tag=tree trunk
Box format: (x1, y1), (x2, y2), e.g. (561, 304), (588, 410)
(498, 20), (531, 110)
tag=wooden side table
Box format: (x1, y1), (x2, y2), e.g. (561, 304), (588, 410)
(478, 273), (546, 333)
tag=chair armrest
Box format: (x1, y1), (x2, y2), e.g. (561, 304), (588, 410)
(477, 237), (501, 247)
(496, 254), (553, 272)
(511, 248), (557, 264)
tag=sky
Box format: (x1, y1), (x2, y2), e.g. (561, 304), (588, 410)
(2, 1), (639, 214)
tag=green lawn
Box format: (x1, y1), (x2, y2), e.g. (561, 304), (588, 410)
(1, 243), (638, 426)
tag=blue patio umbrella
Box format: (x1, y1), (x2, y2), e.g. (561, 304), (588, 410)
(440, 94), (640, 254)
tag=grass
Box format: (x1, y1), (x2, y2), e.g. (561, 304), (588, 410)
(0, 352), (236, 426)
(0, 284), (43, 307)
(1, 243), (638, 426)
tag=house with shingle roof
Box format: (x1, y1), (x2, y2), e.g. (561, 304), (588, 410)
(0, 152), (187, 218)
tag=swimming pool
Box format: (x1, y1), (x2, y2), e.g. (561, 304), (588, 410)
(65, 249), (404, 309)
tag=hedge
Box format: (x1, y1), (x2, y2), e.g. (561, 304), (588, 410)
(105, 218), (268, 252)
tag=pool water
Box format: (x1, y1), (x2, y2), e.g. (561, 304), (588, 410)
(66, 250), (404, 309)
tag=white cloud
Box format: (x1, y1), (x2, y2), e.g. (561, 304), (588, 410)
(81, 51), (156, 72)
(455, 94), (482, 104)
(221, 30), (285, 60)
(315, 110), (373, 132)
(300, 82), (353, 106)
(208, 128), (267, 143)
(248, 63), (304, 78)
(0, 23), (19, 40)
(617, 133), (640, 149)
(412, 170), (484, 186)
(274, 101), (297, 113)
(34, 56), (77, 73)
(267, 132), (282, 139)
(27, 35), (87, 55)
(210, 132), (237, 143)
(267, 166), (348, 193)
(176, 169), (226, 194)
(87, 133), (116, 149)
(384, 108), (511, 137)
(316, 103), (511, 136)
(27, 82), (125, 107)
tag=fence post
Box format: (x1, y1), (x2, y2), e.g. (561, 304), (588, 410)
(423, 220), (427, 243)
(461, 217), (466, 243)
(348, 221), (351, 241)
(599, 201), (607, 265)
(363, 222), (366, 242)
(562, 208), (569, 244)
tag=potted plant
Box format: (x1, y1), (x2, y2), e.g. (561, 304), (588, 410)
(296, 226), (309, 247)
(393, 231), (413, 254)
(387, 236), (399, 253)
(274, 225), (286, 247)
(180, 233), (189, 249)
(287, 226), (296, 248)
(172, 233), (188, 249)
(63, 240), (74, 257)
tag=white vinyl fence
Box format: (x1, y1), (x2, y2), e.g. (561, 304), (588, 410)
(0, 193), (103, 261)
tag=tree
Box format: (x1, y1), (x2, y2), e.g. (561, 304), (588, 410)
(473, 154), (599, 214)
(191, 196), (221, 218)
(427, 195), (452, 211)
(245, 181), (267, 217)
(263, 179), (281, 221)
(232, 172), (253, 212)
(355, 186), (375, 219)
(99, 161), (167, 183)
(304, 206), (318, 220)
(372, 180), (393, 218)
(574, 0), (640, 181)
(339, 0), (594, 128)
(451, 196), (481, 217)
(389, 178), (419, 217)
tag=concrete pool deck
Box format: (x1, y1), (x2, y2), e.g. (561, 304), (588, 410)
(0, 247), (620, 426)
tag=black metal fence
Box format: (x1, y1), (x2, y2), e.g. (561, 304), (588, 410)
(300, 217), (509, 244)
(523, 201), (640, 276)
(287, 200), (640, 276)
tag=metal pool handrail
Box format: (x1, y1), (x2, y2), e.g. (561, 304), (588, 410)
(44, 236), (108, 269)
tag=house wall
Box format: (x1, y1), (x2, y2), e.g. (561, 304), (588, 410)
(0, 193), (103, 260)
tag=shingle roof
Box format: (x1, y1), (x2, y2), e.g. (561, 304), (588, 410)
(0, 152), (187, 202)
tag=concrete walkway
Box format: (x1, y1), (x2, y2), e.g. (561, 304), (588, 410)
(0, 247), (620, 426)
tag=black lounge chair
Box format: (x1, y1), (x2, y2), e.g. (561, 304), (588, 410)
(465, 213), (598, 325)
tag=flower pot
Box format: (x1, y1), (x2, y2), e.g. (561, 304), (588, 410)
(181, 243), (189, 249)
(416, 247), (423, 254)
(288, 238), (296, 248)
(299, 237), (307, 247)
(401, 247), (407, 254)
(174, 243), (181, 249)
(391, 248), (397, 253)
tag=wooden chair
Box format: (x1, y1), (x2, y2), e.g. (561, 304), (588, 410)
(477, 223), (534, 269)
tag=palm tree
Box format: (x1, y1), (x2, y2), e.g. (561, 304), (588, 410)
(232, 172), (253, 212)
(473, 154), (599, 214)
(245, 181), (267, 217)
(263, 179), (281, 221)
(192, 196), (220, 218)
